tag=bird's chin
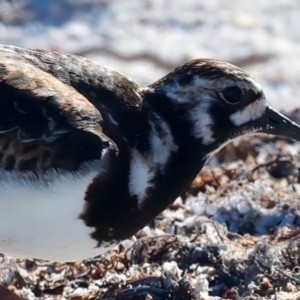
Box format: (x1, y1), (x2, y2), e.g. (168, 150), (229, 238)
(204, 126), (267, 164)
(204, 137), (240, 164)
(230, 125), (266, 140)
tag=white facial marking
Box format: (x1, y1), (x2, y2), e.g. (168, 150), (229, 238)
(129, 116), (177, 207)
(162, 72), (263, 104)
(159, 69), (264, 146)
(161, 80), (217, 145)
(163, 79), (200, 103)
(0, 160), (115, 261)
(189, 97), (215, 145)
(230, 99), (267, 126)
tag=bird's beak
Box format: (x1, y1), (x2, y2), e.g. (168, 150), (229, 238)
(254, 105), (300, 141)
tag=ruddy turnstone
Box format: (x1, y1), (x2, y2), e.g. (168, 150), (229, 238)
(0, 44), (300, 261)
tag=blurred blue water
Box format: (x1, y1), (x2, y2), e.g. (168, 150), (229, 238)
(2, 0), (106, 27)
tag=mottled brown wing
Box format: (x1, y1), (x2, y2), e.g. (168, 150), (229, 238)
(0, 54), (113, 172)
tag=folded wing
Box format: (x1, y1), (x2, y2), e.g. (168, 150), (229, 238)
(0, 49), (116, 172)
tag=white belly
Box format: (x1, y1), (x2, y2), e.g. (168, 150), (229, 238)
(0, 161), (115, 261)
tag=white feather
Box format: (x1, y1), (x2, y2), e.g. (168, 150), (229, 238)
(149, 115), (178, 168)
(0, 160), (116, 261)
(129, 116), (177, 208)
(189, 97), (215, 144)
(230, 99), (267, 126)
(128, 149), (154, 209)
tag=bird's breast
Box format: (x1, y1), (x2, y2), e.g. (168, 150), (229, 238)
(0, 160), (114, 261)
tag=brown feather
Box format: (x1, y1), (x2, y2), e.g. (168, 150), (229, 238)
(0, 45), (128, 172)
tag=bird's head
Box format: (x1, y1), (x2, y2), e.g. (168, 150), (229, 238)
(150, 59), (300, 158)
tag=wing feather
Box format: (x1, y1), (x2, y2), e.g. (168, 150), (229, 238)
(0, 49), (116, 172)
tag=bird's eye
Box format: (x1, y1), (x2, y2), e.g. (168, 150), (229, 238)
(218, 86), (243, 104)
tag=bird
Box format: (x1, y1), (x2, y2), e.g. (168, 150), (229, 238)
(0, 44), (300, 262)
